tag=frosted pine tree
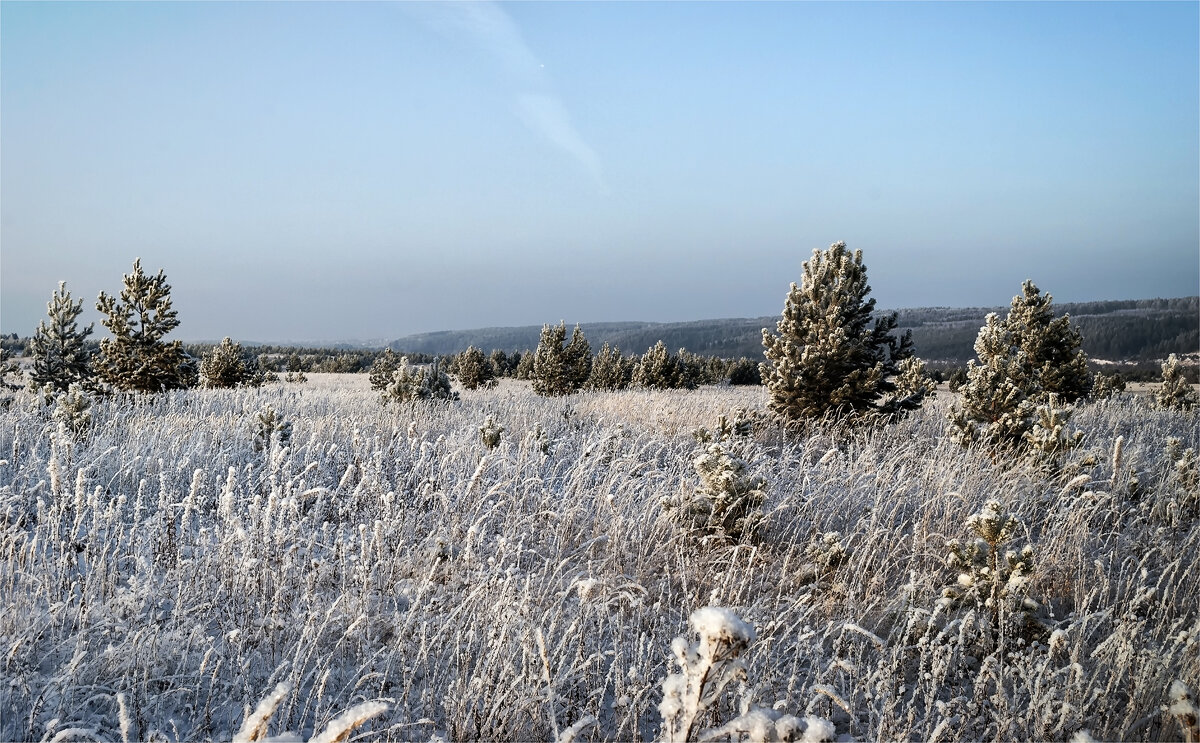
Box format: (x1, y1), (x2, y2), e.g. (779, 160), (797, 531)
(564, 325), (593, 390)
(199, 338), (262, 388)
(456, 345), (496, 390)
(29, 282), (95, 394)
(95, 259), (193, 392)
(1089, 371), (1126, 400)
(948, 314), (1037, 448)
(1005, 281), (1091, 402)
(1156, 354), (1197, 411)
(532, 322), (575, 396)
(951, 281), (1092, 452)
(633, 341), (691, 389)
(0, 347), (21, 393)
(888, 355), (937, 407)
(760, 241), (914, 425)
(382, 357), (457, 403)
(585, 342), (633, 391)
(368, 349), (400, 391)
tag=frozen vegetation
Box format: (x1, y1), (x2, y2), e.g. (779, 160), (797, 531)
(1, 375), (1198, 741)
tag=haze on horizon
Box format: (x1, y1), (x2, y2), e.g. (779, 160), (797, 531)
(2, 1), (1197, 343)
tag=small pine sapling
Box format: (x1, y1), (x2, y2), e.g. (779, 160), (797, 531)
(1023, 396), (1084, 462)
(941, 499), (1043, 644)
(665, 443), (766, 541)
(457, 345), (497, 390)
(52, 384), (93, 439)
(1156, 354), (1197, 411)
(382, 358), (458, 403)
(29, 281), (95, 394)
(1088, 371), (1126, 400)
(199, 337), (263, 388)
(252, 406), (293, 453)
(693, 409), (753, 445)
(760, 241), (916, 426)
(479, 414), (504, 449)
(95, 259), (193, 392)
(796, 532), (852, 586)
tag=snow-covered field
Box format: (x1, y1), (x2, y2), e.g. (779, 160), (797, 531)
(2, 375), (1197, 742)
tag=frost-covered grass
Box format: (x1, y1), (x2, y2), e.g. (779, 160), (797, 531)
(1, 375), (1197, 741)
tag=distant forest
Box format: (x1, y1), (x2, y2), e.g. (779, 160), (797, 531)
(3, 296), (1194, 382)
(385, 297), (1199, 364)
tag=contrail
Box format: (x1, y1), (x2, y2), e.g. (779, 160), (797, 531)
(406, 1), (607, 193)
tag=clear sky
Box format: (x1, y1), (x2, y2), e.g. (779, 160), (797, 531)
(3, 1), (1197, 343)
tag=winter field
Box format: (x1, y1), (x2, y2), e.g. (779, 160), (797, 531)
(2, 375), (1198, 742)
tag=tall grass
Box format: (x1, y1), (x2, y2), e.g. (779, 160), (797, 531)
(1, 376), (1196, 741)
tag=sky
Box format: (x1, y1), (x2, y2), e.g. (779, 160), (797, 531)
(2, 1), (1197, 343)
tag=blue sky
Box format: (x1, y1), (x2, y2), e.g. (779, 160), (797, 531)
(3, 1), (1197, 343)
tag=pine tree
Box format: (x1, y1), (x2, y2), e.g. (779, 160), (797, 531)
(1004, 281), (1091, 403)
(727, 358), (762, 386)
(633, 341), (689, 389)
(285, 353), (308, 384)
(585, 342), (633, 391)
(564, 325), (593, 390)
(199, 338), (262, 388)
(382, 357), (458, 403)
(0, 347), (23, 395)
(29, 281), (95, 394)
(515, 351), (536, 380)
(457, 345), (496, 390)
(532, 322), (575, 396)
(95, 259), (193, 392)
(369, 349), (401, 391)
(1156, 354), (1197, 411)
(488, 349), (511, 378)
(950, 281), (1092, 451)
(760, 241), (914, 424)
(948, 313), (1037, 449)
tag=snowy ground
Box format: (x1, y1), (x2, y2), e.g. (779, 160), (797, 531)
(1, 375), (1197, 742)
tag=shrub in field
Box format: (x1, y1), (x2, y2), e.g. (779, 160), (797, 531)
(95, 259), (194, 392)
(1089, 371), (1126, 400)
(1023, 396), (1084, 461)
(948, 314), (1037, 449)
(368, 349), (401, 391)
(51, 383), (93, 438)
(665, 441), (765, 540)
(692, 408), (753, 444)
(891, 356), (937, 404)
(633, 341), (694, 390)
(200, 337), (263, 389)
(760, 241), (918, 427)
(1156, 354), (1197, 411)
(479, 414), (504, 449)
(29, 281), (94, 394)
(941, 499), (1042, 644)
(585, 342), (634, 391)
(251, 405), (292, 453)
(457, 345), (497, 390)
(0, 347), (24, 398)
(383, 357), (457, 403)
(659, 607), (830, 743)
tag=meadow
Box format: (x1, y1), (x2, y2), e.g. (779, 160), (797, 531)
(1, 375), (1197, 742)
